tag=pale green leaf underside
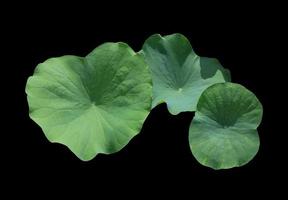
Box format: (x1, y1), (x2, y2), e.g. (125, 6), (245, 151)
(142, 33), (230, 115)
(189, 83), (263, 169)
(26, 42), (152, 161)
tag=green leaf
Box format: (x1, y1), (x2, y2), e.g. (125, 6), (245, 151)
(26, 42), (152, 161)
(142, 33), (230, 115)
(189, 83), (263, 169)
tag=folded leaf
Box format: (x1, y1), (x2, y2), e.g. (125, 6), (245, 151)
(142, 33), (230, 115)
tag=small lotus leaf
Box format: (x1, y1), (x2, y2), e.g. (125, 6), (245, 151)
(189, 83), (263, 169)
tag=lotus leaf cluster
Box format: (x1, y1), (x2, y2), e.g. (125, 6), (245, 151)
(26, 34), (263, 169)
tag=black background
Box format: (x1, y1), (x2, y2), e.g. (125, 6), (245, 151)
(4, 3), (284, 196)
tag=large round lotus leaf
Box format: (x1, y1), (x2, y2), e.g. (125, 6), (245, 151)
(26, 42), (152, 161)
(189, 83), (263, 169)
(142, 33), (230, 115)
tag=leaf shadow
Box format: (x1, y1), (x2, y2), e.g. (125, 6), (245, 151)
(200, 57), (230, 81)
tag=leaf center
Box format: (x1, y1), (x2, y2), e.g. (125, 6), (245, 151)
(216, 113), (238, 128)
